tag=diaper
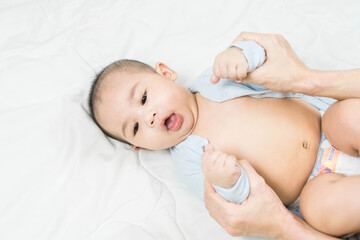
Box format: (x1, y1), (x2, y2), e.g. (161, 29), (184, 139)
(288, 132), (360, 218)
(309, 133), (360, 180)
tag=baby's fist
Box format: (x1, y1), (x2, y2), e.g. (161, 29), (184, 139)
(211, 47), (249, 84)
(201, 144), (242, 189)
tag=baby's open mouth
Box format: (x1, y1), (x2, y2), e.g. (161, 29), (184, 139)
(165, 113), (183, 131)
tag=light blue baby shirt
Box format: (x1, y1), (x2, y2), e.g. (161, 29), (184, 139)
(170, 41), (337, 204)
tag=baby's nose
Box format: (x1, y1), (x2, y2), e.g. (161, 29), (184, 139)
(146, 112), (156, 127)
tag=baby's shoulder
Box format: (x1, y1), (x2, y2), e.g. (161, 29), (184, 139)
(170, 135), (208, 163)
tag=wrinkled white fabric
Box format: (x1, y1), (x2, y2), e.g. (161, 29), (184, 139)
(1, 0), (359, 239)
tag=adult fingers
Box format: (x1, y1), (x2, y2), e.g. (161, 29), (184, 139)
(231, 32), (274, 49)
(203, 179), (229, 224)
(204, 178), (239, 212)
(238, 159), (261, 180)
(238, 159), (266, 190)
(204, 179), (222, 217)
(240, 64), (267, 85)
(204, 179), (245, 236)
(204, 178), (216, 194)
(232, 32), (266, 43)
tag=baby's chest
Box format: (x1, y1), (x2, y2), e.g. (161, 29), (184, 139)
(197, 95), (320, 160)
(202, 97), (274, 155)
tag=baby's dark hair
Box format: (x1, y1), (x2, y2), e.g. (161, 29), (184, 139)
(88, 59), (154, 141)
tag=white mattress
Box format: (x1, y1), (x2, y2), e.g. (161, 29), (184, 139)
(1, 0), (359, 239)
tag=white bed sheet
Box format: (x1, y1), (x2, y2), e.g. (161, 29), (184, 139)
(1, 0), (359, 239)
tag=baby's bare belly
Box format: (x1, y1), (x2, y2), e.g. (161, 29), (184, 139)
(195, 94), (322, 205)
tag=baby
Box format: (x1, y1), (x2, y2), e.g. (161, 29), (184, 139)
(88, 40), (360, 237)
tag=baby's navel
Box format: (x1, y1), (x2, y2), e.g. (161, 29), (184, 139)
(302, 140), (310, 150)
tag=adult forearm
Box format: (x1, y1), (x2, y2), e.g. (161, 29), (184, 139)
(279, 212), (341, 240)
(304, 69), (360, 100)
(230, 32), (360, 100)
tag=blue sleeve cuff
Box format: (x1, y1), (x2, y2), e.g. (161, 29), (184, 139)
(229, 40), (266, 72)
(213, 163), (250, 203)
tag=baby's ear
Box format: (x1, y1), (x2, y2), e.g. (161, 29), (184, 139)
(155, 62), (178, 81)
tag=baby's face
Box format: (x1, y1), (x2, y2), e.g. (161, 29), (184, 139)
(96, 63), (198, 150)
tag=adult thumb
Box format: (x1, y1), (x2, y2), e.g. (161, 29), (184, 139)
(242, 64), (267, 85)
(238, 159), (259, 179)
(239, 159), (268, 191)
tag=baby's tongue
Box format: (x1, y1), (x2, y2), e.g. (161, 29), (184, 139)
(165, 113), (182, 131)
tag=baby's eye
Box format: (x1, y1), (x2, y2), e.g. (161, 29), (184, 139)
(141, 92), (147, 105)
(134, 122), (139, 135)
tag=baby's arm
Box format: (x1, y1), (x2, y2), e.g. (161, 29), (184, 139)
(202, 144), (250, 203)
(202, 144), (241, 188)
(211, 41), (266, 84)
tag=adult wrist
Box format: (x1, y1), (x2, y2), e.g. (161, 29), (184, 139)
(298, 68), (337, 97)
(272, 207), (298, 240)
(293, 67), (317, 96)
(269, 204), (319, 240)
(276, 213), (310, 240)
(276, 211), (338, 240)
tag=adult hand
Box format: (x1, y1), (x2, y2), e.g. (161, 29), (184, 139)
(203, 159), (342, 240)
(231, 32), (311, 94)
(203, 159), (290, 238)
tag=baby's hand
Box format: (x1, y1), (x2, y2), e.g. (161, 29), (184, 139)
(202, 144), (242, 189)
(210, 47), (249, 84)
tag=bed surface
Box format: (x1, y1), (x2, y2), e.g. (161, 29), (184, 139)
(1, 0), (359, 239)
